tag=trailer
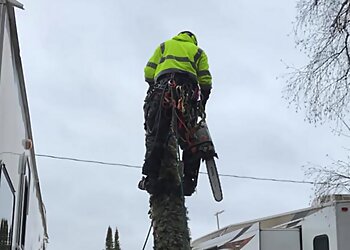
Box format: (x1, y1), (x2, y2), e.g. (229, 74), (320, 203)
(0, 1), (48, 249)
(191, 194), (350, 250)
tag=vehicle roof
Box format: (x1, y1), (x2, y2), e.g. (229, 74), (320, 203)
(192, 194), (350, 246)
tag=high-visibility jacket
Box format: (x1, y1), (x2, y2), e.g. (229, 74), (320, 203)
(144, 33), (212, 90)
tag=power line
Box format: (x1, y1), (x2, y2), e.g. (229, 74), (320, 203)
(203, 172), (316, 184)
(35, 153), (141, 169)
(35, 153), (317, 185)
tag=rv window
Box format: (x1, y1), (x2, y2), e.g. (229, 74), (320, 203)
(0, 163), (15, 249)
(20, 161), (31, 248)
(20, 179), (29, 247)
(313, 234), (329, 250)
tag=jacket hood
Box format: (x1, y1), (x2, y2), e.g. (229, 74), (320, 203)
(172, 33), (197, 45)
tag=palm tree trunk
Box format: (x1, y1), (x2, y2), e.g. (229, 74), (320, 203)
(149, 134), (191, 250)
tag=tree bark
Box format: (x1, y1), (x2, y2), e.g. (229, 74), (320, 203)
(149, 134), (191, 250)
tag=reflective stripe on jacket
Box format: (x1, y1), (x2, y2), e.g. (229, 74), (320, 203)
(144, 33), (212, 89)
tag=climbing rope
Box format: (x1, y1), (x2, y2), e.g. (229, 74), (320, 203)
(141, 221), (153, 250)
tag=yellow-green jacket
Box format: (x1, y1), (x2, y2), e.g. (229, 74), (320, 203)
(144, 33), (212, 90)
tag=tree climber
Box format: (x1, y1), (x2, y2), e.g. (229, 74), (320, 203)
(138, 31), (212, 196)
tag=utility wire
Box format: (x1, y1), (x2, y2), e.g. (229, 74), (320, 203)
(35, 153), (318, 185)
(201, 172), (316, 184)
(35, 153), (141, 169)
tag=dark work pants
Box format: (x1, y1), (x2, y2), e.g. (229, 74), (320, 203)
(142, 75), (201, 181)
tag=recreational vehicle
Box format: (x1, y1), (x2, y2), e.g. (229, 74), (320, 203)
(0, 1), (48, 249)
(192, 194), (350, 250)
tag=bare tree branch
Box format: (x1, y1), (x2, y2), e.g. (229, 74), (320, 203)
(285, 0), (350, 125)
(305, 157), (350, 201)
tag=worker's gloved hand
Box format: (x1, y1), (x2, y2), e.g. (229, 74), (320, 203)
(201, 87), (211, 111)
(202, 98), (208, 111)
(145, 79), (154, 86)
(145, 80), (155, 94)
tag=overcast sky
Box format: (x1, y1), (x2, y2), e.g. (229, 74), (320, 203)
(15, 1), (349, 249)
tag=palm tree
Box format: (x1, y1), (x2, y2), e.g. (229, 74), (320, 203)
(149, 134), (191, 250)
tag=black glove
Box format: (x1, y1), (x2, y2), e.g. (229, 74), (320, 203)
(145, 80), (155, 95)
(145, 79), (154, 86)
(201, 87), (211, 110)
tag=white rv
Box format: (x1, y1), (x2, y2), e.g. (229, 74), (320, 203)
(0, 1), (48, 249)
(192, 194), (350, 250)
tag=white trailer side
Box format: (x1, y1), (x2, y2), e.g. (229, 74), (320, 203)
(335, 201), (350, 250)
(192, 195), (350, 250)
(0, 1), (48, 249)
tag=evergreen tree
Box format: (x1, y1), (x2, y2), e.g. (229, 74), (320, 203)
(0, 219), (9, 250)
(114, 227), (121, 250)
(105, 226), (114, 250)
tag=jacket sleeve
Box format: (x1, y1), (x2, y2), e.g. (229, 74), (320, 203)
(197, 50), (212, 90)
(144, 45), (162, 84)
